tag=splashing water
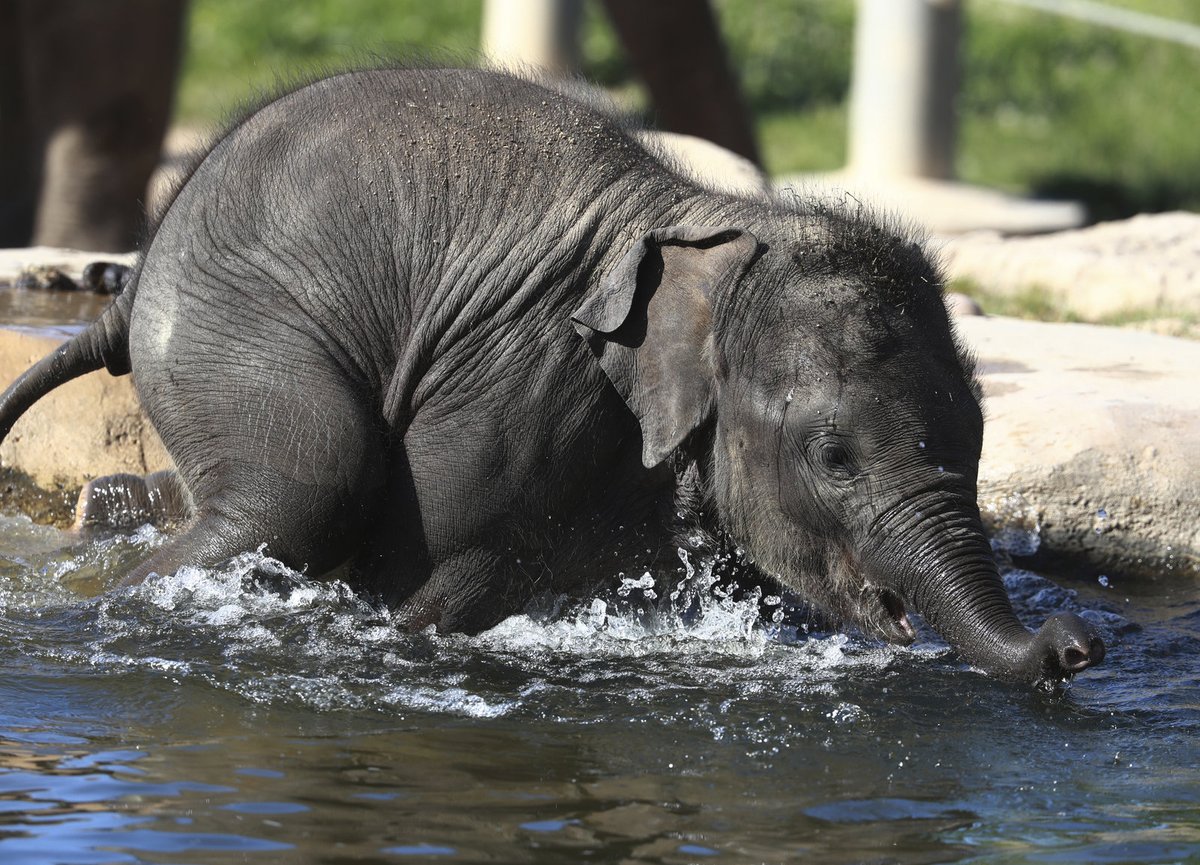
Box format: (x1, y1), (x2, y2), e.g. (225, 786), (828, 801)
(0, 524), (936, 722)
(982, 493), (1042, 557)
(0, 514), (1195, 864)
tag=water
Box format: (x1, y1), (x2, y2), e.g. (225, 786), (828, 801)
(0, 514), (1196, 864)
(0, 285), (109, 333)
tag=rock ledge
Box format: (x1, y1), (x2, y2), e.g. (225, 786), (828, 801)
(960, 315), (1198, 581)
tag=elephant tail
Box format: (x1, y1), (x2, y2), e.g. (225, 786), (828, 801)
(0, 284), (135, 445)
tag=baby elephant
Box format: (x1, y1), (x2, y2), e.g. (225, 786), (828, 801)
(0, 67), (1103, 685)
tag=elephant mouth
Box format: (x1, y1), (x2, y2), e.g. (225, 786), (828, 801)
(861, 585), (918, 646)
(879, 588), (918, 644)
(835, 546), (917, 646)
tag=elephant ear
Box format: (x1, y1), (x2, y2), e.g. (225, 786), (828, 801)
(572, 225), (759, 468)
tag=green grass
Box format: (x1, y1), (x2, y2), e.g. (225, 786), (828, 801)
(176, 0), (486, 123)
(950, 278), (1085, 323)
(956, 1), (1200, 218)
(175, 0), (1200, 220)
(757, 106), (847, 177)
(747, 0), (1200, 217)
(951, 277), (1200, 336)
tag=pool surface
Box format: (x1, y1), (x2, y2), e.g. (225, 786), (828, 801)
(0, 514), (1196, 863)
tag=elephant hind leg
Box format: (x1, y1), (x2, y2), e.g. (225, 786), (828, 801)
(118, 359), (388, 588)
(72, 470), (277, 590)
(75, 469), (192, 531)
(115, 457), (385, 589)
(116, 507), (285, 588)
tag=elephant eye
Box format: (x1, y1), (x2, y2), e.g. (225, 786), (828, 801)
(814, 437), (857, 478)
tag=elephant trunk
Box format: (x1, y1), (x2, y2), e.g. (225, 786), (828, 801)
(866, 494), (1105, 684)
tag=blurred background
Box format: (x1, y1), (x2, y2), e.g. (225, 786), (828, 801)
(175, 0), (1200, 219)
(2, 0), (1198, 252)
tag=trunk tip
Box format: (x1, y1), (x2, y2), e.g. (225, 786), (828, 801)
(1030, 612), (1106, 681)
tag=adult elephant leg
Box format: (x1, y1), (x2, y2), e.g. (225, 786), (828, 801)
(18, 0), (185, 252)
(0, 0), (36, 245)
(600, 0), (761, 166)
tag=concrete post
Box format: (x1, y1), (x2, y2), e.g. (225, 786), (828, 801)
(481, 0), (583, 77)
(848, 0), (961, 180)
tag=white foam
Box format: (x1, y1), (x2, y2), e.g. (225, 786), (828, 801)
(382, 685), (514, 718)
(4, 539), (953, 721)
(473, 551), (775, 662)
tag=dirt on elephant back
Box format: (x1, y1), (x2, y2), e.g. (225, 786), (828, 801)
(0, 467), (77, 529)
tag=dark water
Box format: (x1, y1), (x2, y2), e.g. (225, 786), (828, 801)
(0, 514), (1196, 864)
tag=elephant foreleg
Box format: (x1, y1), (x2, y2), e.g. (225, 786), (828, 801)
(393, 548), (530, 635)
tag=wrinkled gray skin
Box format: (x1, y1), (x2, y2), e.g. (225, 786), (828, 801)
(0, 68), (1103, 685)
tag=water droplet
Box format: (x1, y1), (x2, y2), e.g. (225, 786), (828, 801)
(785, 388), (794, 403)
(617, 571), (657, 600)
(1098, 574), (1110, 588)
(917, 441), (926, 449)
(586, 598), (608, 628)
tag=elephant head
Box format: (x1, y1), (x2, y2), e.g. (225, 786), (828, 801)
(573, 214), (1105, 685)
